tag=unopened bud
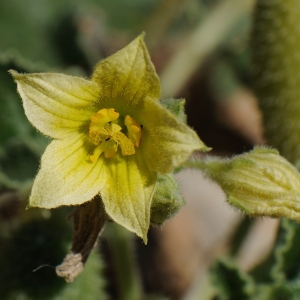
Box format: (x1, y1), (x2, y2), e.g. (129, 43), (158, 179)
(189, 147), (300, 222)
(150, 173), (185, 227)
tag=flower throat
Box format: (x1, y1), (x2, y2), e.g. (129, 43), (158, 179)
(89, 108), (142, 161)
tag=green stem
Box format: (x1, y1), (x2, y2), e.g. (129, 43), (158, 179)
(184, 158), (227, 181)
(106, 223), (143, 300)
(252, 0), (300, 164)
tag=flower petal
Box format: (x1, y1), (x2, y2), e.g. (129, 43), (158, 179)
(91, 34), (161, 105)
(9, 70), (100, 139)
(100, 151), (157, 243)
(29, 134), (105, 208)
(138, 99), (210, 173)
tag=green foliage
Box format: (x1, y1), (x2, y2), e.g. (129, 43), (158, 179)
(211, 258), (255, 300)
(0, 0), (159, 67)
(0, 55), (42, 146)
(95, 0), (159, 30)
(0, 208), (108, 300)
(0, 209), (71, 299)
(211, 220), (300, 300)
(0, 0), (101, 66)
(271, 219), (300, 282)
(0, 139), (40, 182)
(0, 56), (48, 191)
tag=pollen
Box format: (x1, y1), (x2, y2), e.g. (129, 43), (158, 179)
(89, 108), (142, 161)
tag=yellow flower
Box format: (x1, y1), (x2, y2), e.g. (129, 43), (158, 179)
(9, 35), (208, 242)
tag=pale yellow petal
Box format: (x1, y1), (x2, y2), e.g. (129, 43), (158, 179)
(137, 99), (209, 173)
(29, 134), (106, 208)
(100, 151), (157, 242)
(10, 70), (100, 139)
(91, 34), (161, 106)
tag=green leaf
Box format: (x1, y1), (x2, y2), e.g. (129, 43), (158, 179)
(0, 207), (108, 300)
(0, 55), (48, 186)
(250, 219), (300, 299)
(0, 209), (71, 299)
(210, 257), (255, 300)
(0, 54), (41, 145)
(271, 219), (300, 283)
(0, 138), (40, 182)
(0, 0), (69, 66)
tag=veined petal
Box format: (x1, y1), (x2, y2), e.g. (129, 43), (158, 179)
(100, 151), (157, 242)
(91, 34), (161, 106)
(138, 99), (209, 173)
(9, 70), (101, 139)
(29, 134), (106, 208)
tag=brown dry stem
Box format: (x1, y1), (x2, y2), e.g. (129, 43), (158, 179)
(56, 196), (106, 282)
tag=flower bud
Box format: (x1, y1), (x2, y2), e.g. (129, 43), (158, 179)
(192, 147), (300, 222)
(150, 173), (185, 227)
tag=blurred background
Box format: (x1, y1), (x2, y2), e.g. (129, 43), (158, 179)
(0, 0), (279, 299)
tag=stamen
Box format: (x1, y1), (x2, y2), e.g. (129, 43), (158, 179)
(89, 109), (142, 161)
(90, 108), (119, 131)
(114, 132), (135, 156)
(110, 123), (122, 134)
(90, 143), (105, 162)
(103, 140), (118, 158)
(124, 115), (142, 147)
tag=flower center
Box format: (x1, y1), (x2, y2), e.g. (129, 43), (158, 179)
(89, 108), (142, 161)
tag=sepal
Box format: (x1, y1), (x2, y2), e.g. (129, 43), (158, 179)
(161, 98), (187, 124)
